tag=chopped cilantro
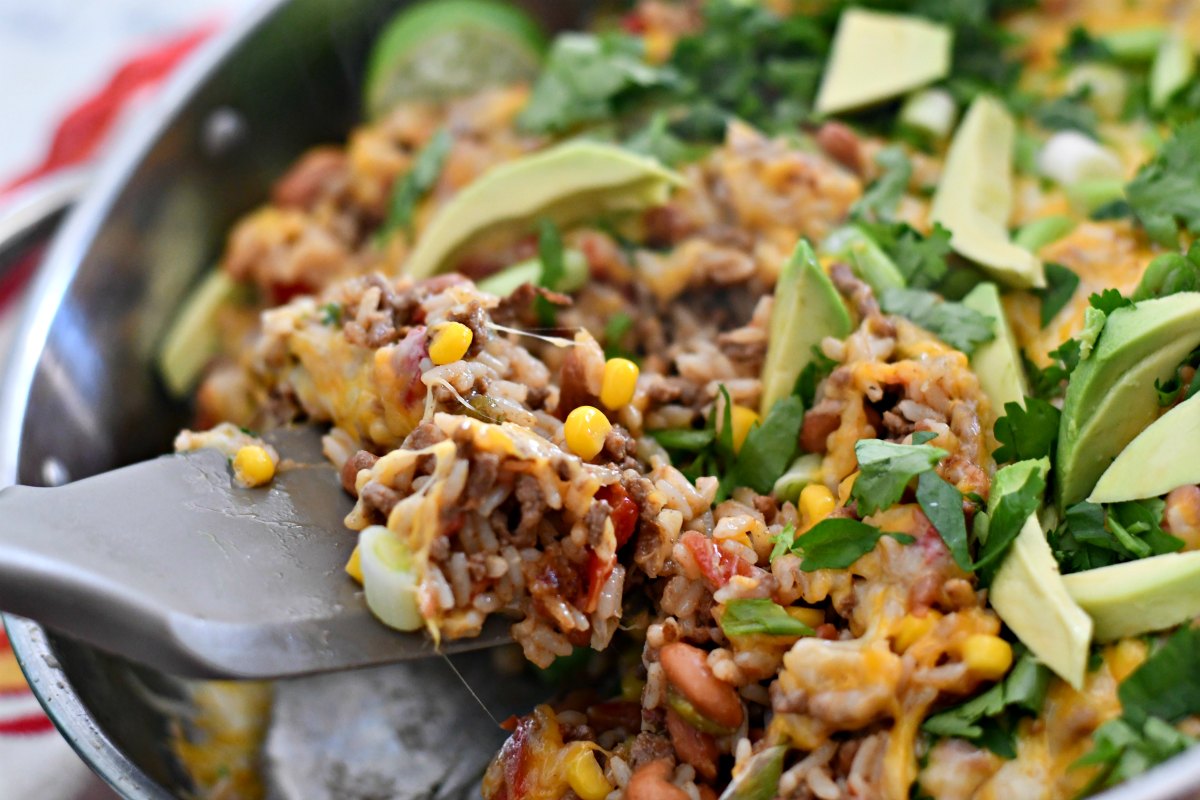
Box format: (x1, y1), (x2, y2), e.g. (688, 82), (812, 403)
(769, 523), (798, 564)
(974, 458), (1049, 579)
(1031, 89), (1100, 137)
(724, 395), (805, 496)
(1057, 26), (1114, 65)
(1125, 120), (1200, 246)
(649, 429), (715, 452)
(850, 146), (912, 224)
(1024, 338), (1082, 401)
(381, 128), (451, 238)
(518, 33), (675, 134)
(1050, 498), (1183, 573)
(319, 302), (343, 326)
(851, 436), (948, 516)
(603, 312), (636, 361)
(718, 598), (815, 638)
(880, 287), (996, 354)
(1088, 288), (1133, 315)
(916, 470), (971, 571)
(624, 112), (709, 166)
(534, 219), (565, 326)
(793, 346), (838, 408)
(993, 398), (1061, 463)
(782, 517), (914, 572)
(1037, 262), (1080, 328)
(857, 222), (953, 290)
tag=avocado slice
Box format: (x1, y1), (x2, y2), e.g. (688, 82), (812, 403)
(1062, 551), (1200, 641)
(1057, 292), (1200, 507)
(405, 141), (684, 279)
(931, 96), (1046, 289)
(1090, 390), (1200, 503)
(962, 282), (1028, 415)
(814, 9), (951, 116)
(759, 240), (853, 416)
(158, 269), (253, 397)
(990, 514), (1093, 689)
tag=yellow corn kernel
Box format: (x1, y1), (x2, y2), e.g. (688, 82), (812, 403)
(565, 406), (612, 460)
(233, 445), (275, 487)
(345, 545), (363, 584)
(892, 611), (940, 653)
(1109, 638), (1148, 682)
(838, 471), (859, 505)
(728, 405), (760, 454)
(600, 357), (640, 409)
(643, 31), (674, 64)
(787, 606), (825, 629)
(428, 321), (473, 365)
(799, 484), (837, 525)
(565, 747), (612, 800)
(963, 634), (1014, 680)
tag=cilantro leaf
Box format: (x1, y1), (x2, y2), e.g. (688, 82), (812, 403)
(319, 302), (343, 326)
(1126, 120), (1200, 246)
(1037, 263), (1080, 327)
(851, 146), (912, 224)
(726, 395), (804, 495)
(518, 33), (675, 134)
(1058, 26), (1114, 65)
(1032, 90), (1100, 137)
(603, 312), (636, 361)
(856, 222), (953, 290)
(787, 518), (913, 572)
(650, 429), (715, 452)
(534, 219), (565, 326)
(852, 438), (949, 516)
(880, 287), (996, 355)
(993, 398), (1061, 463)
(1088, 288), (1133, 315)
(793, 346), (838, 408)
(924, 650), (1050, 740)
(1025, 337), (1083, 401)
(1049, 498), (1181, 574)
(769, 523), (797, 564)
(718, 598), (815, 638)
(916, 470), (972, 571)
(382, 128), (451, 237)
(625, 112), (709, 166)
(974, 458), (1049, 577)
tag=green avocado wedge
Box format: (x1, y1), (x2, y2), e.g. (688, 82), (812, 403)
(404, 141), (684, 279)
(990, 514), (1093, 689)
(820, 225), (906, 295)
(962, 282), (1027, 415)
(158, 270), (254, 398)
(931, 96), (1045, 289)
(814, 9), (951, 116)
(759, 241), (852, 416)
(1057, 292), (1200, 508)
(363, 0), (546, 119)
(1062, 551), (1200, 641)
(1090, 390), (1200, 503)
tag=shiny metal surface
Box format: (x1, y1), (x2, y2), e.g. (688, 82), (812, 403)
(2, 0), (1200, 797)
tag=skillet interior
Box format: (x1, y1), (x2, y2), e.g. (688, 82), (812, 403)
(7, 0), (1200, 798)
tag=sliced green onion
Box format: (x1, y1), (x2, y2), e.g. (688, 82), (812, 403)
(773, 452), (824, 503)
(1014, 215), (1076, 253)
(721, 746), (787, 800)
(1037, 131), (1123, 189)
(898, 87), (958, 144)
(359, 525), (422, 631)
(1065, 63), (1128, 119)
(1150, 33), (1196, 111)
(1098, 27), (1165, 63)
(476, 248), (589, 296)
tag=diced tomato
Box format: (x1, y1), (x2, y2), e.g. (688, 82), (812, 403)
(681, 531), (755, 589)
(596, 484), (639, 548)
(498, 714), (533, 797)
(621, 11), (647, 33)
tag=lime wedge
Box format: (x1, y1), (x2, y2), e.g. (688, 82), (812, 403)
(364, 0), (546, 119)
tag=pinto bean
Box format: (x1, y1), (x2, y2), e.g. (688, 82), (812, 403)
(271, 147), (346, 209)
(815, 121), (864, 175)
(800, 407), (840, 454)
(340, 450), (378, 496)
(659, 642), (744, 729)
(697, 786), (718, 800)
(664, 709), (719, 781)
(626, 760), (690, 800)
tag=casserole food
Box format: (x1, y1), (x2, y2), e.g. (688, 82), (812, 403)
(9, 0), (1200, 799)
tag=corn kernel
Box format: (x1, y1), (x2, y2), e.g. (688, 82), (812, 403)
(345, 545), (363, 583)
(233, 445), (275, 487)
(892, 611), (940, 653)
(428, 321), (473, 365)
(565, 406), (612, 460)
(643, 31), (674, 64)
(963, 634), (1014, 680)
(565, 747), (612, 800)
(727, 405), (760, 454)
(787, 606), (825, 629)
(600, 357), (640, 409)
(799, 484), (837, 525)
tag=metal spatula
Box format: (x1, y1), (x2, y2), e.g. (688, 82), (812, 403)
(0, 427), (511, 679)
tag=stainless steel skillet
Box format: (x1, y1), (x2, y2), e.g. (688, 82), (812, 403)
(3, 0), (1200, 797)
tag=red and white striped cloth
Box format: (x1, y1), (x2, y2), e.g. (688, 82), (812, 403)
(0, 24), (216, 800)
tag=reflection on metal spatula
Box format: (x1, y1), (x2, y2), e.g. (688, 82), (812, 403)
(0, 427), (511, 679)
